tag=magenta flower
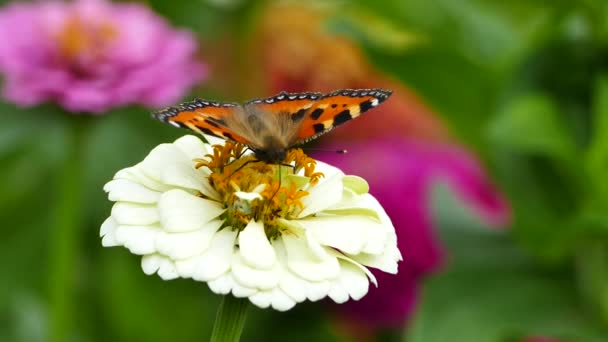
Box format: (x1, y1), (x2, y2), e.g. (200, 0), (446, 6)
(315, 138), (510, 329)
(0, 0), (206, 113)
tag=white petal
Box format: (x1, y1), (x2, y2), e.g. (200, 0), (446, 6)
(339, 261), (370, 300)
(232, 281), (258, 298)
(142, 254), (163, 274)
(250, 288), (296, 311)
(155, 219), (223, 260)
(202, 134), (227, 147)
(141, 254), (179, 280)
(161, 163), (213, 195)
(158, 189), (225, 232)
(298, 173), (344, 218)
(139, 143), (189, 181)
(175, 257), (197, 278)
(328, 260), (369, 303)
(358, 193), (394, 226)
(282, 234), (340, 282)
(331, 251), (378, 287)
(322, 189), (381, 221)
(104, 179), (160, 204)
(328, 283), (349, 303)
(114, 166), (173, 193)
(258, 237), (332, 303)
(208, 273), (235, 295)
(279, 272), (308, 303)
(248, 290), (271, 309)
(173, 135), (210, 160)
(238, 220), (276, 269)
(342, 175), (369, 195)
(139, 142), (218, 198)
(304, 229), (331, 260)
(190, 228), (237, 281)
(114, 224), (161, 255)
(312, 160), (343, 179)
(275, 293), (296, 311)
(111, 202), (159, 225)
(158, 263), (179, 280)
(273, 239), (307, 303)
(234, 191), (263, 201)
(304, 281), (331, 302)
(347, 245), (401, 274)
(300, 215), (388, 255)
(231, 253), (281, 290)
(100, 217), (119, 247)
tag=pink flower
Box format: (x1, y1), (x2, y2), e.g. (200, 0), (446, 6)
(315, 138), (510, 329)
(0, 0), (206, 113)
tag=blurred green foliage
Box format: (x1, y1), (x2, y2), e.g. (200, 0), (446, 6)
(3, 0), (608, 341)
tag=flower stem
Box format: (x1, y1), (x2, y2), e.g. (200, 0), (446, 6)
(48, 116), (90, 342)
(576, 241), (608, 324)
(210, 295), (249, 342)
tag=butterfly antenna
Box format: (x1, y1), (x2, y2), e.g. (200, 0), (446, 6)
(304, 148), (348, 154)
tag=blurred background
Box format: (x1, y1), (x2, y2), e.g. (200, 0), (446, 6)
(1, 0), (608, 341)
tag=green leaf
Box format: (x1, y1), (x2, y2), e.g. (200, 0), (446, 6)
(576, 242), (608, 326)
(489, 151), (582, 262)
(488, 94), (577, 162)
(98, 252), (215, 342)
(326, 6), (425, 54)
(408, 185), (608, 342)
(408, 268), (606, 342)
(585, 75), (608, 206)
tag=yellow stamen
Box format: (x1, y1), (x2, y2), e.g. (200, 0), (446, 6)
(195, 144), (323, 236)
(56, 16), (118, 61)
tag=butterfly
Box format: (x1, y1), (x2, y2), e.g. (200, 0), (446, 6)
(153, 88), (392, 163)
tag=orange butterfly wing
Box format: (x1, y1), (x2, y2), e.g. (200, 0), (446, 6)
(154, 89), (392, 153)
(242, 89), (391, 146)
(244, 91), (322, 117)
(295, 89), (392, 144)
(153, 99), (250, 144)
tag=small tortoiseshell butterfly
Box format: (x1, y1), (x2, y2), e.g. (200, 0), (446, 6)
(153, 88), (392, 163)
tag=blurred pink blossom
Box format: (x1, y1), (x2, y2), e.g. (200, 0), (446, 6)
(316, 138), (510, 329)
(0, 0), (206, 113)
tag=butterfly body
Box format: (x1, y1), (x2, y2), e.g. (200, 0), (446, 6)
(153, 88), (392, 163)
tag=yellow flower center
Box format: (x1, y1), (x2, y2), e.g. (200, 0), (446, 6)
(56, 16), (118, 62)
(195, 142), (324, 237)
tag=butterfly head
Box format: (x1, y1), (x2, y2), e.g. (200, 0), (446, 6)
(252, 147), (287, 164)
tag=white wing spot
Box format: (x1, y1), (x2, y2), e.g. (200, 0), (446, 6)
(371, 99), (379, 106)
(169, 121), (180, 127)
(288, 95), (297, 100)
(277, 95), (285, 100)
(265, 98), (274, 103)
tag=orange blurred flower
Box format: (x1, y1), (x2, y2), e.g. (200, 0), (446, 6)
(258, 2), (450, 144)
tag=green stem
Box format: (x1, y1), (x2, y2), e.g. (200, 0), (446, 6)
(210, 295), (249, 342)
(48, 116), (89, 342)
(576, 241), (608, 325)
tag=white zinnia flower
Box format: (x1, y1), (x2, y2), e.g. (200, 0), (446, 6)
(101, 135), (401, 311)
